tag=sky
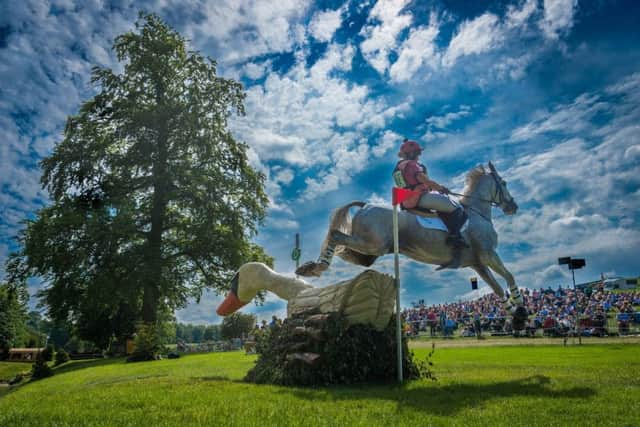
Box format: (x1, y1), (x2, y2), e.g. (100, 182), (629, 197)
(1, 0), (639, 324)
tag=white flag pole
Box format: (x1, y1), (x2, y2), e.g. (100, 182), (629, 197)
(393, 199), (403, 383)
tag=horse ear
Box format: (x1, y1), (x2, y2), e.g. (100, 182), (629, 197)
(488, 161), (497, 173)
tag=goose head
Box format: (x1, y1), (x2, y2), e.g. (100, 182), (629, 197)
(216, 262), (312, 316)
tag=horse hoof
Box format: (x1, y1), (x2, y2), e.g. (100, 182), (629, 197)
(512, 306), (528, 331)
(296, 262), (322, 277)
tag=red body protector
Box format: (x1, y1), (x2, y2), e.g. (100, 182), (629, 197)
(393, 160), (430, 209)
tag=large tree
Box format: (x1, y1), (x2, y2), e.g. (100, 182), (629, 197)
(8, 14), (272, 346)
(0, 282), (28, 358)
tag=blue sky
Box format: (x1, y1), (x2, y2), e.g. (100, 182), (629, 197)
(1, 0), (639, 324)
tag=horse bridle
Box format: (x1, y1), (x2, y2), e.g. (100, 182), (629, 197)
(452, 170), (514, 222)
(450, 172), (504, 206)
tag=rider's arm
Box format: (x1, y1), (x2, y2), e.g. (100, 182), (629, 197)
(415, 171), (449, 193)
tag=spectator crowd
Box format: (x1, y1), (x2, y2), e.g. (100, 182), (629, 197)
(402, 285), (640, 338)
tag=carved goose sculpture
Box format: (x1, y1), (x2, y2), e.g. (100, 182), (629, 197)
(216, 262), (396, 331)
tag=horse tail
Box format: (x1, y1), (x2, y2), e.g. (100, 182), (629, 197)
(317, 201), (366, 265)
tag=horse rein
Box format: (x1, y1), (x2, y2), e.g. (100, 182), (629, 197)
(449, 172), (509, 223)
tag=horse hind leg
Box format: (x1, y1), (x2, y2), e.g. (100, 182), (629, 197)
(335, 247), (378, 267)
(295, 234), (339, 277)
(295, 230), (381, 277)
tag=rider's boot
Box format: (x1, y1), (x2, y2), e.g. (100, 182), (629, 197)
(436, 208), (468, 270)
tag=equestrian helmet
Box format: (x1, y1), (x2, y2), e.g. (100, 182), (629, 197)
(399, 139), (423, 157)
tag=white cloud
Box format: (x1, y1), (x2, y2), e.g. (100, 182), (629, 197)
(493, 74), (640, 285)
(274, 168), (295, 185)
(389, 13), (440, 82)
(360, 0), (413, 74)
(366, 192), (389, 205)
(309, 7), (344, 42)
(243, 61), (271, 80)
(231, 42), (411, 202)
(372, 129), (402, 157)
(539, 0), (578, 40)
(492, 53), (534, 80)
(443, 13), (504, 68)
(506, 0), (538, 29)
(510, 93), (608, 141)
(425, 105), (472, 129)
(185, 0), (311, 63)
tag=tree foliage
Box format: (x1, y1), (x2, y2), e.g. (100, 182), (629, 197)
(7, 13), (272, 348)
(0, 282), (28, 358)
(221, 312), (256, 340)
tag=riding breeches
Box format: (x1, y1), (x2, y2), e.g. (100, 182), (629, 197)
(416, 192), (457, 213)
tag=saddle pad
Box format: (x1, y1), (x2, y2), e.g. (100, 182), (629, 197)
(415, 214), (470, 233)
(415, 216), (448, 231)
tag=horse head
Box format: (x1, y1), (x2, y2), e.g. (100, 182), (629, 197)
(487, 161), (518, 215)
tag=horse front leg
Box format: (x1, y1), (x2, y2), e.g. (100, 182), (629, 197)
(485, 252), (522, 306)
(471, 265), (506, 300)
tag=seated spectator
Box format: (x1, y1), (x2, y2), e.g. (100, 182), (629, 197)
(543, 315), (558, 337)
(617, 313), (630, 335)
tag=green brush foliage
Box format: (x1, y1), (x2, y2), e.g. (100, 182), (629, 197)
(246, 313), (435, 386)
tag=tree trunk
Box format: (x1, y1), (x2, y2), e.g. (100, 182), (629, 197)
(142, 103), (169, 324)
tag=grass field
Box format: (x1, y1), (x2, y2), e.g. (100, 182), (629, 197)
(0, 361), (32, 382)
(1, 343), (639, 427)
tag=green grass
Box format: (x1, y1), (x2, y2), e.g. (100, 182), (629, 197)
(0, 361), (32, 381)
(1, 344), (639, 426)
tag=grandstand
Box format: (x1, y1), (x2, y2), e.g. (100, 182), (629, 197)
(403, 284), (640, 339)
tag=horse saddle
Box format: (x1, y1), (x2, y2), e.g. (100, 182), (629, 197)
(403, 206), (439, 219)
(404, 206), (468, 234)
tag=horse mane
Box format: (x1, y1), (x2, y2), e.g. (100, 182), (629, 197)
(463, 165), (488, 195)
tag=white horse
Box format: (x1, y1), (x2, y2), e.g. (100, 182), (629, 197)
(296, 162), (526, 322)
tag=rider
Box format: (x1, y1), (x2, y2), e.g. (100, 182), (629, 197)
(392, 138), (468, 269)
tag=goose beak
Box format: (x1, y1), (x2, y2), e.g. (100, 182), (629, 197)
(216, 290), (247, 316)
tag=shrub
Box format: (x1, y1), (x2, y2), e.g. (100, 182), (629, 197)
(41, 345), (54, 362)
(246, 313), (435, 386)
(54, 348), (70, 366)
(9, 373), (24, 385)
(127, 322), (163, 362)
(31, 355), (54, 380)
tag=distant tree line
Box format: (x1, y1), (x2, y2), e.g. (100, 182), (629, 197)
(1, 296), (257, 359)
(176, 323), (221, 343)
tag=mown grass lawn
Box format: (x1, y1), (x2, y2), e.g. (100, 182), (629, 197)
(0, 361), (32, 381)
(1, 344), (639, 427)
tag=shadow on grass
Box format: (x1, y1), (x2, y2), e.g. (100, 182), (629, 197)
(190, 375), (231, 382)
(282, 375), (596, 416)
(52, 357), (126, 376)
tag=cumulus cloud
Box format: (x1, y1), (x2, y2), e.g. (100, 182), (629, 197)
(372, 129), (403, 157)
(506, 0), (539, 29)
(426, 105), (472, 129)
(494, 73), (640, 285)
(443, 13), (504, 67)
(308, 6), (344, 42)
(510, 93), (608, 141)
(231, 42), (412, 202)
(183, 0), (311, 63)
(360, 0), (413, 74)
(389, 12), (440, 82)
(243, 60), (272, 80)
(539, 0), (578, 40)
